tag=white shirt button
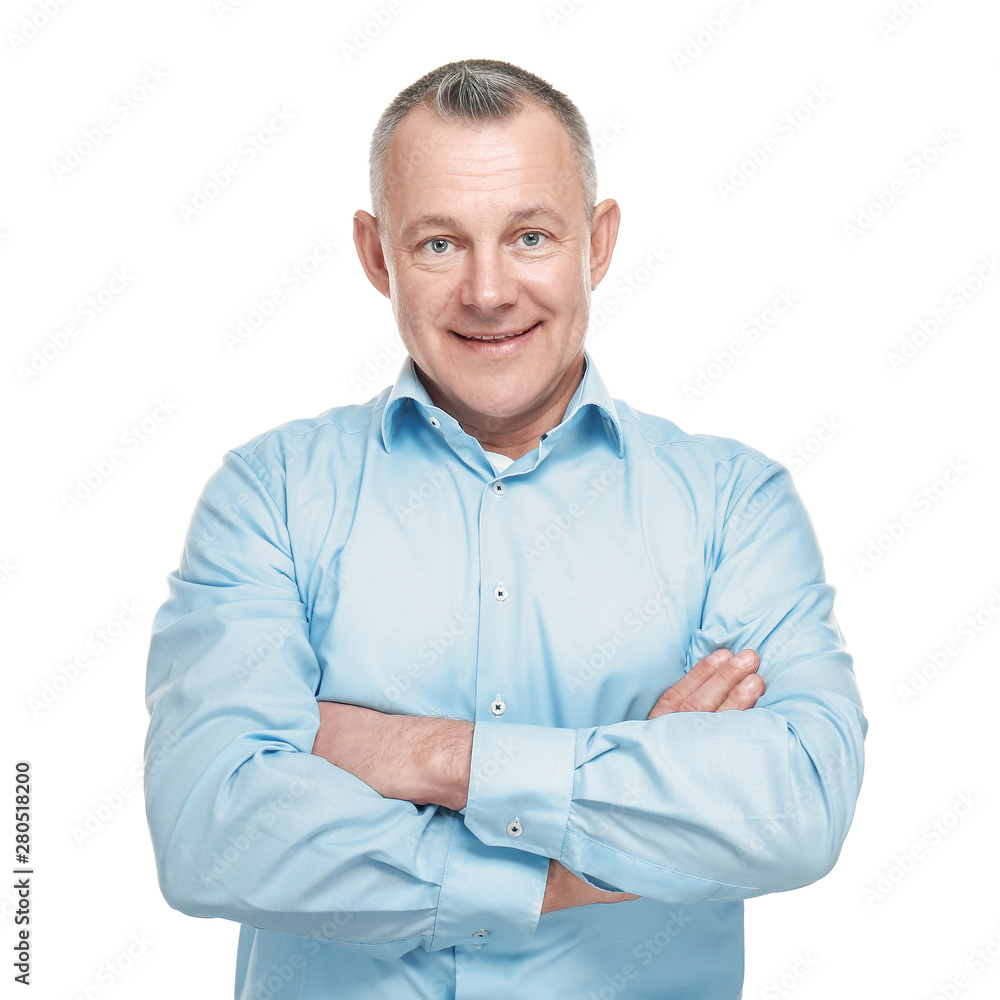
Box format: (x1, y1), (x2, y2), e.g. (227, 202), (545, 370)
(429, 416), (441, 429)
(492, 480), (505, 496)
(493, 583), (508, 602)
(472, 929), (489, 939)
(490, 696), (506, 716)
(506, 818), (523, 837)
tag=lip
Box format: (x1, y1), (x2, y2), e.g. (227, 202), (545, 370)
(452, 322), (540, 342)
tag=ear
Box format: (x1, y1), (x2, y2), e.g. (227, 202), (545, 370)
(588, 198), (621, 290)
(353, 210), (391, 298)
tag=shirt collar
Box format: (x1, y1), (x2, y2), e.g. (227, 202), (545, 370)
(380, 351), (624, 457)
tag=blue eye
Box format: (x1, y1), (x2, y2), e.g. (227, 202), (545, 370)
(427, 239), (452, 254)
(520, 232), (545, 247)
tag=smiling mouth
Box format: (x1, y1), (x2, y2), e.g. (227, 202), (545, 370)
(454, 322), (540, 341)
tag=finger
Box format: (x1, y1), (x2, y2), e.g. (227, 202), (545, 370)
(676, 649), (759, 713)
(717, 671), (766, 712)
(647, 649), (732, 719)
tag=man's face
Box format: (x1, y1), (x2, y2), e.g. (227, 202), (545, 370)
(365, 102), (615, 438)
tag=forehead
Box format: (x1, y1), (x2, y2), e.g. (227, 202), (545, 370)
(382, 102), (586, 225)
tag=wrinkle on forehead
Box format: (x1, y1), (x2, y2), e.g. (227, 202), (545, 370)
(381, 104), (585, 222)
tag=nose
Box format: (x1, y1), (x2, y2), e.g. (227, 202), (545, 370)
(460, 245), (518, 312)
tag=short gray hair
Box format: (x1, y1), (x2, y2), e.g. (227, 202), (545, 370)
(369, 59), (597, 227)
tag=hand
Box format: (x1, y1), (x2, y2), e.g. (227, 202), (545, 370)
(647, 647), (763, 719)
(542, 648), (764, 914)
(311, 702), (472, 810)
(541, 859), (640, 913)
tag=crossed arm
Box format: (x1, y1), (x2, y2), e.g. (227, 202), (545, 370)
(311, 646), (764, 913)
(146, 452), (865, 951)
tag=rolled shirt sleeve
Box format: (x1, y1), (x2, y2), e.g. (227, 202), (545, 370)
(463, 461), (867, 903)
(144, 450), (548, 957)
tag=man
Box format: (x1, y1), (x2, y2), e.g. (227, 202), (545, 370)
(144, 59), (866, 998)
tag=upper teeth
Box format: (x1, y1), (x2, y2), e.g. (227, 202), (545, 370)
(465, 326), (534, 341)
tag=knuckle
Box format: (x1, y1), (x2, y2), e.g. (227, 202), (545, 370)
(719, 664), (743, 685)
(659, 689), (682, 710)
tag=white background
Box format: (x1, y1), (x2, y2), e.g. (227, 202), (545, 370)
(4, 0), (999, 997)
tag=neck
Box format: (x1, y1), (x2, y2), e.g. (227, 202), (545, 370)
(417, 355), (585, 461)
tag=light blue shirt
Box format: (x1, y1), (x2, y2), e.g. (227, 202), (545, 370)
(144, 353), (866, 999)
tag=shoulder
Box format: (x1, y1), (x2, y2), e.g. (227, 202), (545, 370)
(615, 398), (780, 486)
(614, 399), (808, 545)
(229, 387), (391, 472)
(213, 389), (392, 519)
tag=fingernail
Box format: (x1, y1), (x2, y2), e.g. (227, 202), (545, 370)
(708, 649), (731, 665)
(733, 649), (757, 669)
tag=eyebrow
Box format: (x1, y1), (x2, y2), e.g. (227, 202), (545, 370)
(400, 215), (462, 240)
(507, 205), (567, 227)
(400, 205), (568, 241)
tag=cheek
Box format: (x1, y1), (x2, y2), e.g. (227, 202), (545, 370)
(392, 271), (449, 333)
(533, 276), (589, 328)
(527, 257), (588, 304)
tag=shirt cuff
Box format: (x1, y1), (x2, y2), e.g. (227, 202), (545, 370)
(431, 816), (549, 952)
(463, 722), (577, 860)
